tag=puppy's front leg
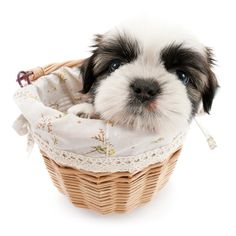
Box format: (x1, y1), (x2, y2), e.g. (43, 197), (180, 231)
(67, 103), (95, 118)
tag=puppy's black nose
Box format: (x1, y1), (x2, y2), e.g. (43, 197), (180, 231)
(130, 79), (160, 102)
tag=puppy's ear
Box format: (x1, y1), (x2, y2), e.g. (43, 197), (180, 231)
(80, 55), (96, 94)
(202, 47), (219, 114)
(80, 34), (103, 94)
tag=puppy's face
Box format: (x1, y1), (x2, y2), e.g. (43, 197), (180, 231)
(80, 24), (218, 135)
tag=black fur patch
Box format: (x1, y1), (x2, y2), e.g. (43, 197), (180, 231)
(202, 48), (219, 114)
(161, 43), (218, 114)
(92, 32), (141, 75)
(80, 32), (141, 93)
(161, 43), (208, 87)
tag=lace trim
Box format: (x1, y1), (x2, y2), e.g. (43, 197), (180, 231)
(32, 131), (184, 173)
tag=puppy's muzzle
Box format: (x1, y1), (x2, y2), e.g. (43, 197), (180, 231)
(130, 78), (161, 103)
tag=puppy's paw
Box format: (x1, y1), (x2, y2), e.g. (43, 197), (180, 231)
(67, 103), (95, 119)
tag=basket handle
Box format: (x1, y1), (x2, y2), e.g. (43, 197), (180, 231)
(17, 59), (84, 86)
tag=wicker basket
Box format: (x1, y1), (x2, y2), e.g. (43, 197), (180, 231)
(42, 149), (180, 214)
(16, 60), (182, 214)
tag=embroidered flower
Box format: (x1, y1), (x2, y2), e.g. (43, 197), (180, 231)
(88, 129), (116, 156)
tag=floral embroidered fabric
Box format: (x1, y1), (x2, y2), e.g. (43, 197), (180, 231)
(14, 67), (188, 173)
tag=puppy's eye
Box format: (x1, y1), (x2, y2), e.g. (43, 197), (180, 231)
(109, 60), (121, 72)
(176, 70), (189, 85)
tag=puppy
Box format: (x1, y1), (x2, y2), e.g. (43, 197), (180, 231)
(68, 22), (218, 135)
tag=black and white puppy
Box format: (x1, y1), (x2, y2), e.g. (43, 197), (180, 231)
(68, 22), (218, 135)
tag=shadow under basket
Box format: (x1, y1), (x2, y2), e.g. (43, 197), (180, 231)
(41, 149), (181, 214)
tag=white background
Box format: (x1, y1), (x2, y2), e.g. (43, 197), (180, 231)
(0, 0), (235, 235)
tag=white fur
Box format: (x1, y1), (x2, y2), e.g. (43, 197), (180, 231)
(94, 61), (191, 135)
(67, 103), (94, 118)
(109, 19), (206, 57)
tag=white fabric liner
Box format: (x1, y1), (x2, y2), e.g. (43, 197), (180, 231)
(14, 66), (188, 173)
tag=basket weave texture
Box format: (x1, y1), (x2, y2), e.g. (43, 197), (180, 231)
(42, 149), (180, 214)
(24, 60), (181, 214)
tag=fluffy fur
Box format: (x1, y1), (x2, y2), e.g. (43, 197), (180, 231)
(68, 22), (218, 135)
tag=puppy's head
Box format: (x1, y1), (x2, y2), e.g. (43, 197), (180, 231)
(80, 24), (218, 135)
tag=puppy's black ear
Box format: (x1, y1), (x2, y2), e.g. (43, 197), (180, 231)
(80, 56), (96, 94)
(80, 34), (103, 94)
(202, 48), (219, 114)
